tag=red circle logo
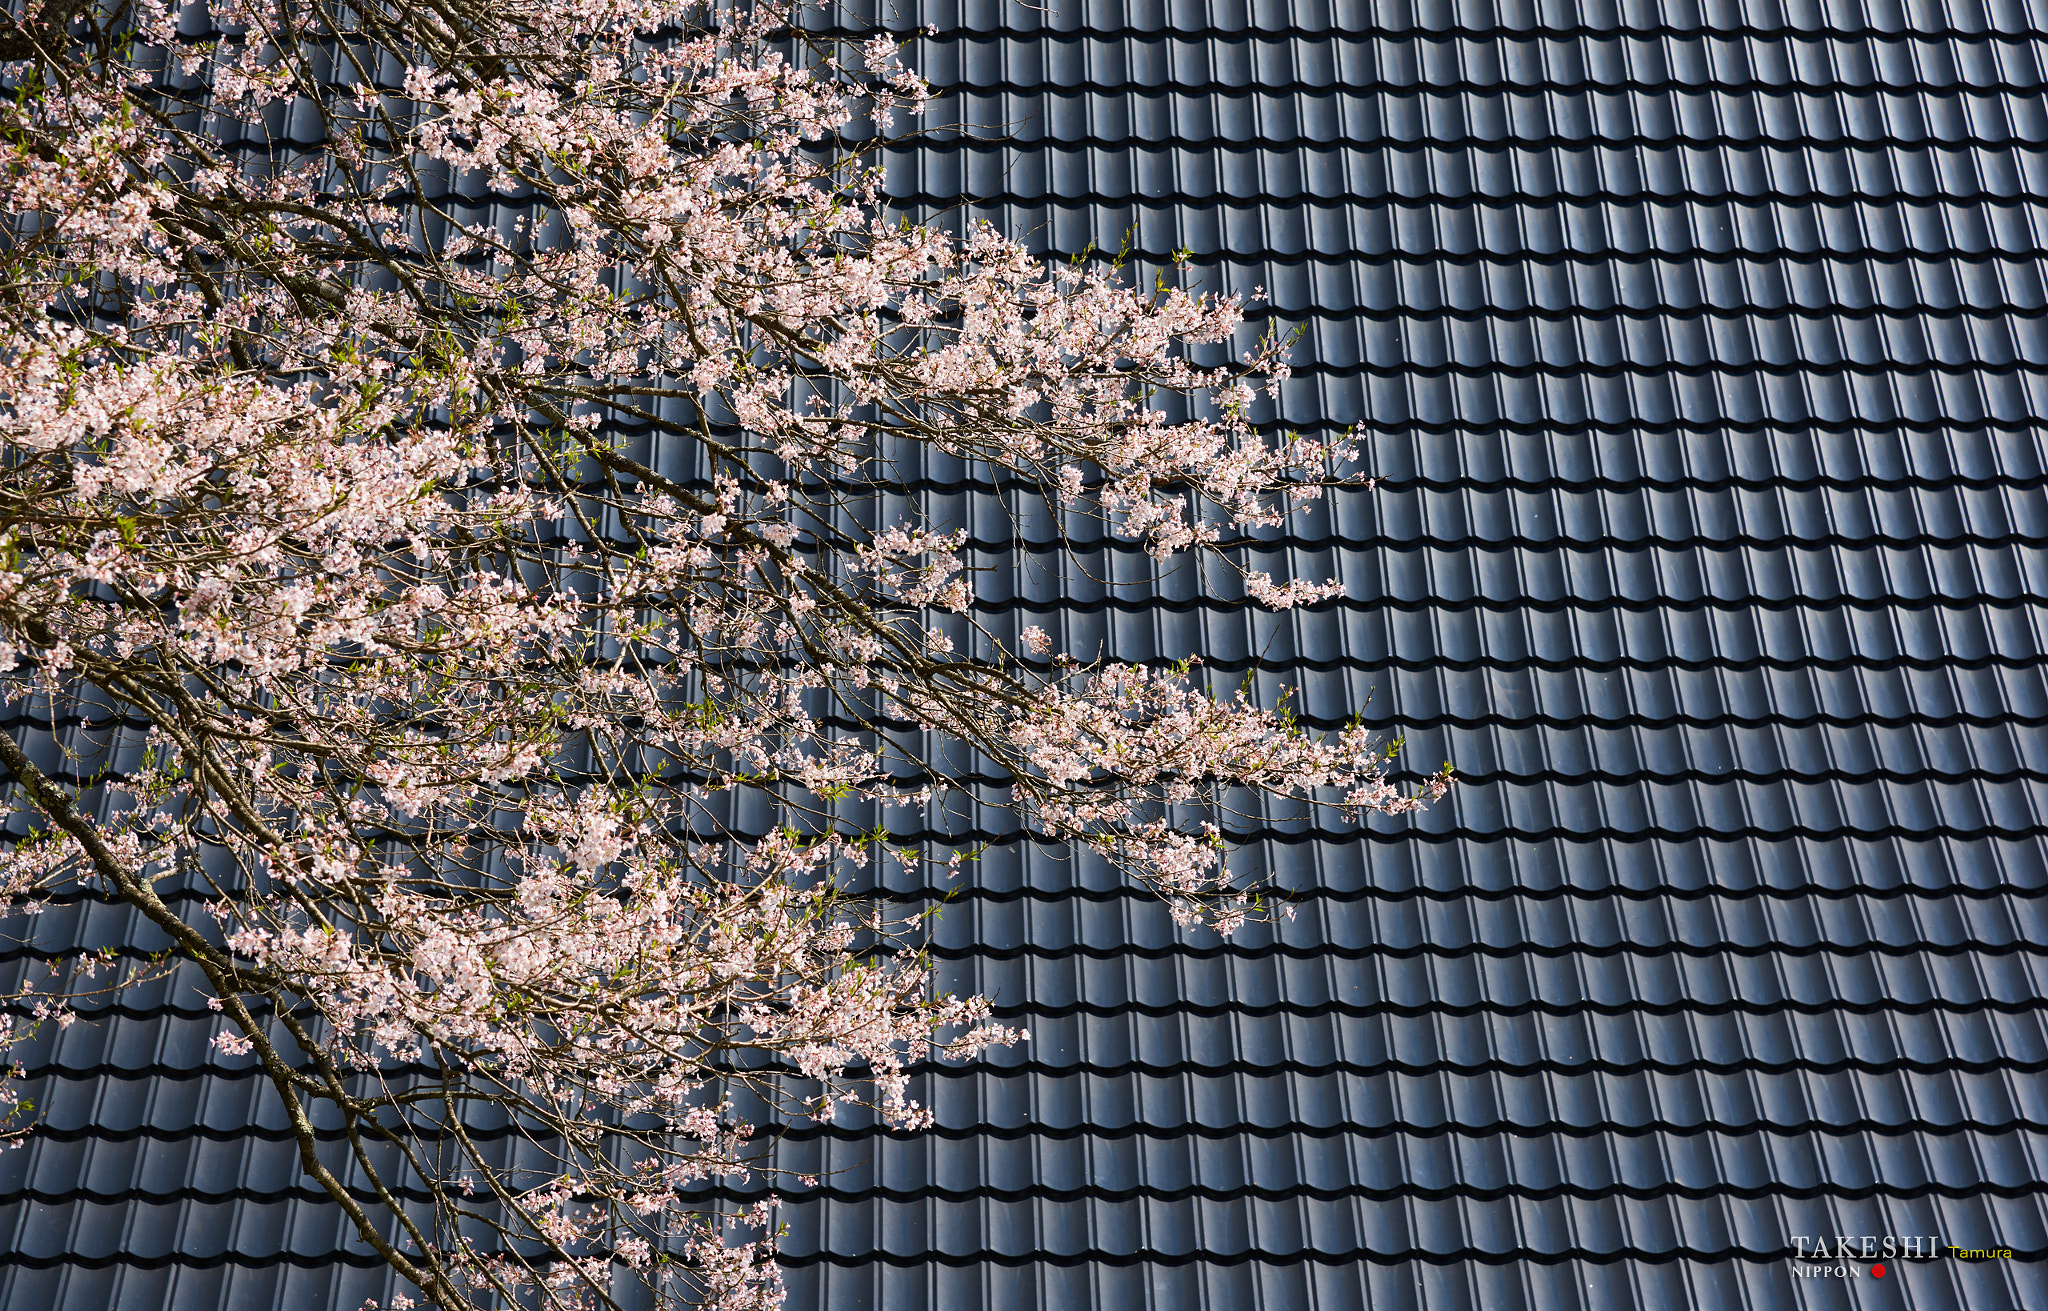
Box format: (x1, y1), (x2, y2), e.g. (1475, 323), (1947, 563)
(1872, 1264), (1887, 1278)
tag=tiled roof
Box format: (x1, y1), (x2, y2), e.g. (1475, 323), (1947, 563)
(6, 0), (2048, 1308)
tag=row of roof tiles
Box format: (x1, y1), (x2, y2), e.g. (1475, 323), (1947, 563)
(0, 1258), (2030, 1311)
(3, 1189), (2038, 1261)
(15, 990), (2048, 1080)
(604, 420), (2048, 484)
(908, 33), (2048, 91)
(8, 824), (2035, 899)
(815, 0), (2048, 37)
(909, 88), (2048, 147)
(7, 1256), (2035, 1311)
(793, 488), (2048, 547)
(22, 1118), (2048, 1198)
(13, 664), (2046, 743)
(217, 84), (2048, 143)
(22, 1059), (2047, 1135)
(873, 142), (2048, 205)
(416, 188), (2048, 260)
(16, 921), (2048, 1016)
(1092, 256), (2048, 314)
(773, 1257), (2029, 1311)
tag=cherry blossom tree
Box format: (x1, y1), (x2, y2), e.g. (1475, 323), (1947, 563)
(0, 0), (1449, 1305)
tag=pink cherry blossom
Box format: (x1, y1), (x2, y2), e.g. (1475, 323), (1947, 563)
(0, 2), (1445, 1306)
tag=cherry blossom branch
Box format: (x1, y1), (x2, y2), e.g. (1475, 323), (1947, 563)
(0, 2), (1444, 1305)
